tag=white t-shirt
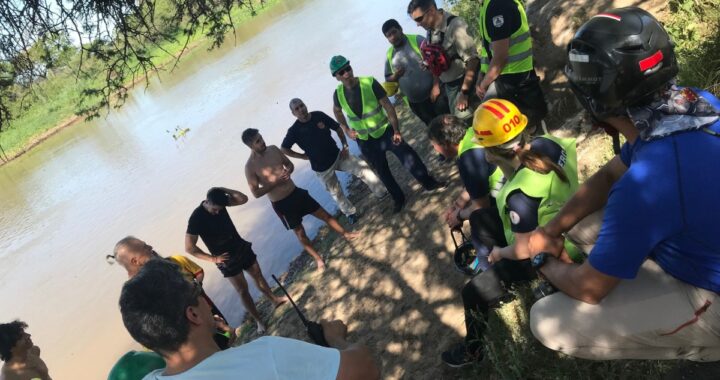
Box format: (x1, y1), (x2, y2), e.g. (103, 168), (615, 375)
(143, 336), (340, 380)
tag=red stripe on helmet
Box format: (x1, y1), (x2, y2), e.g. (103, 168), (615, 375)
(639, 50), (664, 72)
(478, 130), (493, 136)
(488, 99), (510, 113)
(482, 104), (504, 119)
(594, 13), (622, 21)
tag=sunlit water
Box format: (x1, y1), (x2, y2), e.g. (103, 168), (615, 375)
(0, 0), (443, 378)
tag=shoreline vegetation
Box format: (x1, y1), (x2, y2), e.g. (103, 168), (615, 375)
(0, 0), (282, 167)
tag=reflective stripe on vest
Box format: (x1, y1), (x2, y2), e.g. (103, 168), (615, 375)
(386, 34), (422, 75)
(495, 135), (584, 262)
(479, 0), (534, 74)
(457, 127), (506, 198)
(336, 77), (389, 140)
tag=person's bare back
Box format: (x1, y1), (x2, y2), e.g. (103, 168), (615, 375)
(246, 145), (296, 202)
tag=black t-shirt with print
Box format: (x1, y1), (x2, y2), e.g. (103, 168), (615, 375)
(282, 111), (341, 172)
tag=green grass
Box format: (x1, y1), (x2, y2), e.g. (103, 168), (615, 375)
(0, 0), (283, 161)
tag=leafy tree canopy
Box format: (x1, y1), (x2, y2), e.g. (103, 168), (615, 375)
(0, 0), (262, 131)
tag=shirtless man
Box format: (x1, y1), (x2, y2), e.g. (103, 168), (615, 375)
(243, 128), (359, 271)
(0, 321), (51, 380)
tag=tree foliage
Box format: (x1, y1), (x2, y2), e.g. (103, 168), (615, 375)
(0, 0), (263, 132)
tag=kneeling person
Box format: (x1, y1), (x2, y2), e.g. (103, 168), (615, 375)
(428, 113), (505, 272)
(440, 99), (579, 368)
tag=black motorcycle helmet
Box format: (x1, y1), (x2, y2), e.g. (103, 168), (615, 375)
(565, 7), (678, 120)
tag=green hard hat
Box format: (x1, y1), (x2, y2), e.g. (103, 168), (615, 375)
(329, 55), (350, 75)
(107, 351), (166, 380)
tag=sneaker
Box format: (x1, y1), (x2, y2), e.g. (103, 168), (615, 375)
(347, 214), (359, 225)
(441, 343), (481, 368)
(424, 179), (448, 192)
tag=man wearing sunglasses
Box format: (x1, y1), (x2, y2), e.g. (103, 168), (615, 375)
(330, 55), (446, 213)
(281, 98), (386, 225)
(120, 259), (381, 379)
(407, 0), (479, 122)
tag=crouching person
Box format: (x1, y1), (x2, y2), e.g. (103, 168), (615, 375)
(440, 99), (580, 367)
(528, 7), (720, 361)
(119, 259), (381, 379)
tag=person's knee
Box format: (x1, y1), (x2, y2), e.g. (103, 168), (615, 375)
(294, 228), (312, 243)
(529, 296), (562, 350)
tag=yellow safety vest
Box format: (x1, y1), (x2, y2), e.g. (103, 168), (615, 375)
(386, 34), (422, 75)
(479, 0), (533, 74)
(336, 77), (389, 140)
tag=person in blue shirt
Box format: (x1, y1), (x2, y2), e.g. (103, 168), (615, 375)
(527, 7), (720, 361)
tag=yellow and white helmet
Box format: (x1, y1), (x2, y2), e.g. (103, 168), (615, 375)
(472, 99), (528, 148)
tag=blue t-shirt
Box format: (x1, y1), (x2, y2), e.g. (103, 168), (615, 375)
(589, 91), (720, 292)
(282, 111), (341, 172)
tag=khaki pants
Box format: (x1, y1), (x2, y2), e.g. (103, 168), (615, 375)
(531, 221), (720, 361)
(315, 152), (385, 216)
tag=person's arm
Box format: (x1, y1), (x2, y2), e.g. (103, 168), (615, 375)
(490, 231), (531, 262)
(379, 96), (402, 145)
(430, 75), (441, 102)
(184, 234), (228, 264)
(535, 156), (627, 252)
(281, 147), (309, 160)
(334, 126), (350, 158)
(276, 146), (295, 175)
(385, 56), (405, 82)
(450, 18), (479, 109)
(537, 257), (621, 304)
(320, 320), (380, 380)
(333, 93), (358, 140)
(245, 162), (279, 198)
(476, 39), (508, 99)
(215, 187), (248, 206)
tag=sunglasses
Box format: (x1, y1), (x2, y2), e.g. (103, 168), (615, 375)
(293, 103), (306, 111)
(335, 66), (352, 76)
(413, 12), (427, 23)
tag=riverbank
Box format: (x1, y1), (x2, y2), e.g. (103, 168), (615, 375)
(0, 0), (283, 167)
(232, 102), (694, 379)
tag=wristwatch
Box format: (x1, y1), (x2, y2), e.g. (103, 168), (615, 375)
(461, 87), (470, 95)
(531, 252), (552, 270)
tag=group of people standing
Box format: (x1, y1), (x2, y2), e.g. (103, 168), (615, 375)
(3, 1), (719, 379)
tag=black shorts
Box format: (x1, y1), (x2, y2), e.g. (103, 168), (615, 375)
(271, 187), (321, 230)
(215, 245), (257, 278)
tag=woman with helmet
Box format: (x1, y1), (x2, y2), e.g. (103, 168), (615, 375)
(527, 7), (720, 361)
(440, 98), (581, 368)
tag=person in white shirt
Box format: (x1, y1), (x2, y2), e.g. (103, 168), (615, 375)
(118, 259), (380, 380)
